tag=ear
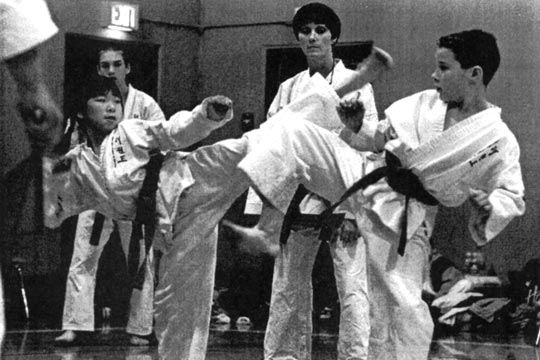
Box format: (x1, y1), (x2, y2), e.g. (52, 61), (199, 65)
(126, 63), (131, 75)
(469, 65), (483, 83)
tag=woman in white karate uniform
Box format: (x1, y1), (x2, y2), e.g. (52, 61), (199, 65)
(247, 3), (378, 360)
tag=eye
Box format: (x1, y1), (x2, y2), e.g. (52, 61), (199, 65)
(114, 97), (122, 104)
(299, 27), (311, 35)
(315, 26), (328, 35)
(93, 96), (106, 102)
(113, 61), (123, 67)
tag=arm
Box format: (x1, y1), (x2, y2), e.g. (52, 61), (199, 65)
(5, 49), (64, 155)
(468, 137), (525, 245)
(2, 0), (62, 155)
(144, 97), (166, 122)
(338, 84), (379, 152)
(42, 155), (97, 228)
(121, 95), (233, 151)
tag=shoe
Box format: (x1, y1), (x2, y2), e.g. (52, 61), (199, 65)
(236, 316), (252, 331)
(129, 335), (150, 346)
(212, 313), (231, 325)
(55, 330), (77, 345)
(319, 307), (333, 320)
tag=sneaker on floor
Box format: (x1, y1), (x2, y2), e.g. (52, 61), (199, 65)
(212, 312), (231, 325)
(236, 316), (252, 331)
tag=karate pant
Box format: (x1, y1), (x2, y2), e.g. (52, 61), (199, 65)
(239, 119), (435, 360)
(264, 228), (369, 360)
(154, 138), (250, 360)
(62, 210), (154, 336)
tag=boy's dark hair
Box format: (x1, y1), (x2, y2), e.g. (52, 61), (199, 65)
(97, 45), (131, 67)
(438, 29), (500, 86)
(292, 2), (341, 41)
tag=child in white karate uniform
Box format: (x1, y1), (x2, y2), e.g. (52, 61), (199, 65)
(233, 29), (525, 360)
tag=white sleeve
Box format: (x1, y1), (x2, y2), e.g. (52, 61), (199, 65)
(0, 0), (58, 60)
(145, 98), (166, 122)
(468, 137), (526, 245)
(147, 101), (167, 121)
(120, 102), (232, 151)
(42, 155), (93, 228)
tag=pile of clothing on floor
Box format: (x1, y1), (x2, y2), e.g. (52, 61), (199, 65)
(424, 250), (540, 335)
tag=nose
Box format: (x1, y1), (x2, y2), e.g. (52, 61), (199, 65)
(308, 29), (317, 41)
(105, 101), (116, 112)
(431, 69), (439, 82)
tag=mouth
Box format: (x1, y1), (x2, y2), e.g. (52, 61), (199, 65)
(104, 116), (117, 121)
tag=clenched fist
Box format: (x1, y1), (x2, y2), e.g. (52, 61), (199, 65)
(202, 95), (233, 122)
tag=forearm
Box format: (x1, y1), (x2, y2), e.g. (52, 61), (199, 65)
(5, 48), (43, 95)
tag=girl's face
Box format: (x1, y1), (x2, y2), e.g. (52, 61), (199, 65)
(85, 90), (123, 134)
(298, 22), (335, 59)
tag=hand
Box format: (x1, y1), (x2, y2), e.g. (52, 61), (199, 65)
(469, 188), (492, 215)
(469, 188), (492, 233)
(337, 91), (365, 133)
(332, 218), (359, 245)
(204, 95), (233, 122)
(17, 86), (64, 155)
(222, 220), (280, 257)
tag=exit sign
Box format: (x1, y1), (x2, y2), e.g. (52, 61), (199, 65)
(105, 1), (139, 31)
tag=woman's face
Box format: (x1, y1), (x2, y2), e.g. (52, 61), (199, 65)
(298, 22), (335, 59)
(85, 90), (123, 134)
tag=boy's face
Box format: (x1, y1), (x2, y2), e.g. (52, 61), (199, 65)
(298, 22), (334, 59)
(85, 90), (123, 134)
(432, 47), (468, 103)
(97, 50), (130, 87)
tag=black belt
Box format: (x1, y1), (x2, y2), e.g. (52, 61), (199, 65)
(318, 152), (438, 256)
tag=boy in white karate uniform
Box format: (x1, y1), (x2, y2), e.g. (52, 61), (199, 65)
(233, 29), (525, 360)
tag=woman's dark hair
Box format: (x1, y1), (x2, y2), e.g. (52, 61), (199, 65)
(292, 2), (341, 41)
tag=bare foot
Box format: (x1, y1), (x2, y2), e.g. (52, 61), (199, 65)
(222, 220), (280, 257)
(55, 330), (77, 343)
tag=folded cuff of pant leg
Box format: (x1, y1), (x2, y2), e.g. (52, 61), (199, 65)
(238, 152), (298, 214)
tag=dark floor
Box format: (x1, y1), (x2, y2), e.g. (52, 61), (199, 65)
(3, 324), (540, 360)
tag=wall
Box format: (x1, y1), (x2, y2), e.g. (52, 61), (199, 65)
(0, 0), (202, 275)
(0, 0), (202, 175)
(199, 0), (540, 276)
(2, 0), (539, 277)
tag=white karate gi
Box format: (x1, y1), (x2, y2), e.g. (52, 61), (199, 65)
(1, 0), (58, 347)
(61, 88), (165, 336)
(43, 104), (233, 359)
(253, 61), (378, 360)
(238, 87), (524, 360)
